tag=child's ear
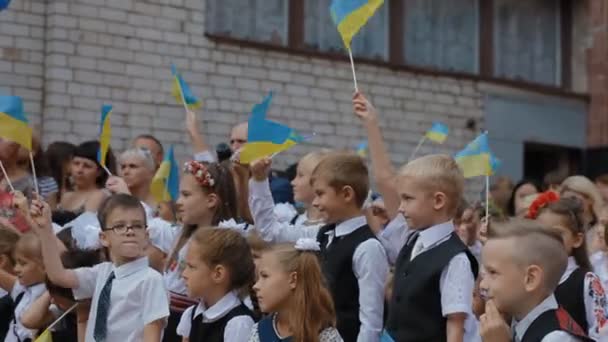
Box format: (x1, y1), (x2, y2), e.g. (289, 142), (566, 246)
(524, 264), (543, 292)
(341, 185), (355, 204)
(573, 232), (584, 249)
(99, 231), (111, 248)
(206, 193), (219, 211)
(432, 191), (447, 211)
(288, 271), (297, 290)
(213, 264), (226, 284)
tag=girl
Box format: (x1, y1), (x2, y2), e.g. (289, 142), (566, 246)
(56, 141), (115, 217)
(534, 196), (608, 339)
(0, 228), (19, 341)
(249, 238), (342, 342)
(177, 228), (256, 341)
(163, 160), (238, 342)
(0, 232), (47, 342)
(117, 147), (157, 209)
(248, 151), (328, 243)
(45, 141), (76, 205)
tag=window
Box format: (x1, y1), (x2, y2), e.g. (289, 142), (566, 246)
(403, 0), (479, 73)
(493, 0), (561, 86)
(206, 0), (289, 46)
(304, 0), (389, 60)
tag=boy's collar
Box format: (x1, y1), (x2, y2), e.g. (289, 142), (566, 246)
(326, 216), (367, 237)
(112, 256), (149, 279)
(417, 220), (454, 248)
(512, 294), (558, 340)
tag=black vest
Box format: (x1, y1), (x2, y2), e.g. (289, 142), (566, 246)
(316, 224), (376, 342)
(188, 303), (254, 342)
(522, 307), (593, 342)
(0, 294), (14, 341)
(386, 232), (478, 342)
(555, 267), (588, 334)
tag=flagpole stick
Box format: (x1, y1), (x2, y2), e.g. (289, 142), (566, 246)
(46, 303), (78, 332)
(29, 152), (39, 194)
(0, 161), (14, 193)
(348, 48), (359, 92)
(408, 136), (426, 162)
(101, 165), (112, 177)
(485, 174), (490, 221)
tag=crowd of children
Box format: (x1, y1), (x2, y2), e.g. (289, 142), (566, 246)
(1, 91), (608, 342)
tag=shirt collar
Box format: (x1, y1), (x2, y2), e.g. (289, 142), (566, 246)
(113, 256), (149, 279)
(559, 256), (579, 284)
(332, 216), (367, 237)
(418, 221), (454, 249)
(28, 283), (47, 297)
(512, 295), (559, 340)
(194, 291), (241, 322)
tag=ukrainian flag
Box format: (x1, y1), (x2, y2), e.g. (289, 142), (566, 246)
(0, 95), (32, 150)
(239, 93), (307, 164)
(34, 329), (52, 342)
(356, 141), (368, 157)
(97, 104), (112, 167)
(171, 64), (201, 110)
(0, 0), (11, 11)
(330, 0), (385, 48)
(455, 132), (494, 178)
(151, 145), (180, 202)
(425, 122), (449, 144)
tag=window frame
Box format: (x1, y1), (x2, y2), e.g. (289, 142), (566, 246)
(205, 0), (581, 99)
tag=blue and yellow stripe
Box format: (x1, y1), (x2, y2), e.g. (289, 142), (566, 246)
(330, 0), (385, 48)
(0, 95), (31, 150)
(151, 145), (180, 202)
(97, 104), (112, 167)
(171, 64), (201, 110)
(425, 122), (449, 144)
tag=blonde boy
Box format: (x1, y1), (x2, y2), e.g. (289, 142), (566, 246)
(385, 154), (478, 342)
(479, 219), (592, 342)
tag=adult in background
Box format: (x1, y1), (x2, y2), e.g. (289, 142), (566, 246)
(506, 179), (540, 217)
(46, 141), (76, 207)
(133, 134), (164, 169)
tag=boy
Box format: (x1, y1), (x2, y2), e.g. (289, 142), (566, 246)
(479, 219), (592, 342)
(249, 153), (388, 342)
(30, 193), (169, 342)
(384, 154), (478, 342)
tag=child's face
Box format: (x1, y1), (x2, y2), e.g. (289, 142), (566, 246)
(291, 158), (315, 204)
(100, 207), (148, 264)
(146, 245), (166, 273)
(13, 252), (45, 286)
(311, 178), (350, 224)
(479, 238), (528, 316)
(176, 175), (216, 226)
(397, 176), (440, 229)
(182, 241), (216, 299)
(536, 211), (582, 256)
(253, 251), (295, 313)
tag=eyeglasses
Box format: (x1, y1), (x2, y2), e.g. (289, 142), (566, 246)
(105, 223), (146, 234)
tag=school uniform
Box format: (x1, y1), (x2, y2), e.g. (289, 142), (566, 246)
(176, 291), (254, 342)
(4, 282), (46, 342)
(0, 289), (12, 341)
(248, 313), (343, 342)
(512, 295), (592, 342)
(555, 257), (608, 340)
(249, 179), (389, 342)
(384, 219), (479, 342)
(73, 256), (169, 342)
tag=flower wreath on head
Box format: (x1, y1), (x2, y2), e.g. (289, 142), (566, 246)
(183, 161), (215, 187)
(526, 191), (560, 219)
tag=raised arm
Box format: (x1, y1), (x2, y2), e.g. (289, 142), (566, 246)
(185, 109), (212, 156)
(353, 91), (400, 219)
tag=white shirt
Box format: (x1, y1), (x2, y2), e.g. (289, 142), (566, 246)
(164, 228), (189, 295)
(511, 295), (582, 342)
(248, 179), (324, 243)
(176, 291), (254, 341)
(4, 282), (46, 342)
(559, 257), (608, 340)
(468, 240), (482, 264)
(73, 257), (170, 342)
(591, 251), (608, 290)
(380, 217), (479, 342)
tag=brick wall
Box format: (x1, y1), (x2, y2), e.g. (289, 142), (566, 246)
(1, 0), (484, 175)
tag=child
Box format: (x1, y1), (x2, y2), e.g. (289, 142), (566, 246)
(0, 228), (21, 341)
(32, 193), (170, 341)
(479, 219), (592, 341)
(533, 197), (608, 339)
(248, 151), (328, 243)
(249, 238), (342, 342)
(384, 154), (478, 342)
(0, 232), (47, 342)
(176, 228), (256, 341)
(163, 161), (238, 342)
(250, 152), (388, 342)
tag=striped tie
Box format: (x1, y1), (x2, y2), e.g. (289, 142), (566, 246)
(94, 271), (115, 342)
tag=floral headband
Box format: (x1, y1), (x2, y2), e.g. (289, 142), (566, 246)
(183, 161), (215, 187)
(526, 191), (559, 219)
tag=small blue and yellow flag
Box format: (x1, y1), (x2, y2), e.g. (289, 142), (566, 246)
(151, 145), (180, 202)
(0, 95), (32, 150)
(0, 0), (12, 11)
(425, 122), (449, 144)
(356, 141), (368, 157)
(34, 329), (52, 342)
(330, 0), (385, 48)
(455, 132), (495, 178)
(97, 104), (112, 167)
(171, 64), (201, 110)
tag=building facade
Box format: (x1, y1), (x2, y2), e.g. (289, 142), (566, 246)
(0, 0), (605, 186)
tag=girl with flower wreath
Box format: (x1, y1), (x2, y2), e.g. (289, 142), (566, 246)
(249, 238), (343, 342)
(162, 161), (242, 342)
(530, 194), (608, 339)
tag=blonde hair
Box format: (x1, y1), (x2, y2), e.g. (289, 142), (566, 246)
(398, 154), (464, 214)
(15, 232), (43, 263)
(119, 148), (156, 172)
(311, 152), (369, 207)
(0, 228), (19, 266)
(561, 175), (604, 221)
(299, 150), (331, 172)
(487, 218), (567, 293)
(268, 243), (336, 342)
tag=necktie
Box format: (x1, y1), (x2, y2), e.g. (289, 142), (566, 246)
(94, 271), (115, 342)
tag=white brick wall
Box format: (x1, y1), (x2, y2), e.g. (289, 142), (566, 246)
(1, 0), (486, 195)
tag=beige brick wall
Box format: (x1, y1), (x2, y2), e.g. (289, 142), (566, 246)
(1, 0), (485, 175)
